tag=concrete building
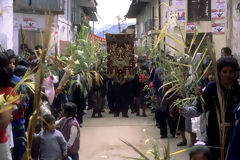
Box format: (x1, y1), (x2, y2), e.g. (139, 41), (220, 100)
(126, 0), (239, 57)
(12, 0), (97, 55)
(126, 0), (160, 47)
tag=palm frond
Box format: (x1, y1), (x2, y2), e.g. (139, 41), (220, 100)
(121, 140), (150, 160)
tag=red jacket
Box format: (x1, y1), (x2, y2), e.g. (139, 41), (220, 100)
(0, 87), (17, 143)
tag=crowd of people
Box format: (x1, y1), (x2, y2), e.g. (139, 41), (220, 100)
(0, 44), (82, 160)
(0, 44), (155, 160)
(0, 43), (240, 160)
(154, 47), (240, 160)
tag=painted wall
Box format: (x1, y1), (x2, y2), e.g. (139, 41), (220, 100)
(58, 0), (73, 53)
(13, 13), (58, 54)
(13, 0), (73, 55)
(159, 0), (226, 58)
(136, 3), (151, 46)
(0, 0), (13, 50)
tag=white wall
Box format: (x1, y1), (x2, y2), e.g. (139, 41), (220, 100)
(13, 13), (59, 54)
(13, 0), (74, 55)
(0, 0), (13, 50)
(58, 0), (73, 42)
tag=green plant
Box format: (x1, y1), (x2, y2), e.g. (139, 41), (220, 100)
(122, 130), (193, 160)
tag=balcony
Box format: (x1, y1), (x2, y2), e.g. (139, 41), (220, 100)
(13, 0), (64, 14)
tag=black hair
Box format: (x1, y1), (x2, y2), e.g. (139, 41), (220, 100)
(18, 60), (30, 67)
(217, 56), (239, 75)
(189, 146), (211, 160)
(20, 43), (29, 51)
(63, 102), (77, 117)
(221, 47), (232, 56)
(28, 48), (35, 55)
(5, 49), (16, 62)
(35, 45), (42, 50)
(137, 56), (144, 63)
(43, 114), (55, 125)
(206, 68), (215, 76)
(0, 52), (13, 86)
(14, 65), (27, 77)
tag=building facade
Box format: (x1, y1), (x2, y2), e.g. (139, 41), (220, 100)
(127, 0), (239, 57)
(5, 0), (97, 55)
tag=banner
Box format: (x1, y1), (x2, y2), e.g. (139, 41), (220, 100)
(211, 0), (226, 20)
(106, 34), (135, 84)
(23, 18), (37, 30)
(212, 23), (225, 34)
(175, 0), (185, 22)
(211, 8), (225, 20)
(187, 22), (196, 33)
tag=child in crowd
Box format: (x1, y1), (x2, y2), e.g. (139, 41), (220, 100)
(33, 114), (68, 160)
(180, 69), (216, 146)
(6, 49), (27, 160)
(0, 52), (17, 160)
(57, 102), (80, 160)
(189, 146), (212, 160)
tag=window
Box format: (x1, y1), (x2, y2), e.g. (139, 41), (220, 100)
(188, 0), (211, 21)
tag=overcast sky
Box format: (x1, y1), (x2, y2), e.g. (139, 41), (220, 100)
(91, 0), (136, 29)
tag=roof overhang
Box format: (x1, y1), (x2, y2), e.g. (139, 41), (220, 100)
(78, 0), (97, 8)
(125, 2), (147, 18)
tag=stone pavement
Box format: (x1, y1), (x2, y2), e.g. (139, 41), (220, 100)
(79, 109), (189, 160)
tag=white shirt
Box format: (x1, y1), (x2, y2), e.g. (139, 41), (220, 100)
(56, 117), (78, 147)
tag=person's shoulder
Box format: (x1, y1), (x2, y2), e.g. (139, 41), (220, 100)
(0, 86), (13, 93)
(55, 129), (62, 135)
(204, 81), (217, 93)
(206, 81), (216, 87)
(12, 75), (21, 82)
(72, 118), (80, 127)
(35, 131), (44, 139)
(55, 129), (65, 138)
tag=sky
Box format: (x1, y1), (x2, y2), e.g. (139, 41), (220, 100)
(90, 0), (136, 30)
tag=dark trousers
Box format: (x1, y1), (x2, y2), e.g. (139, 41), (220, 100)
(69, 153), (79, 160)
(107, 92), (115, 112)
(13, 128), (26, 160)
(155, 109), (176, 136)
(115, 97), (129, 116)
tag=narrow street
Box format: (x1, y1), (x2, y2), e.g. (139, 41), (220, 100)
(79, 109), (189, 160)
